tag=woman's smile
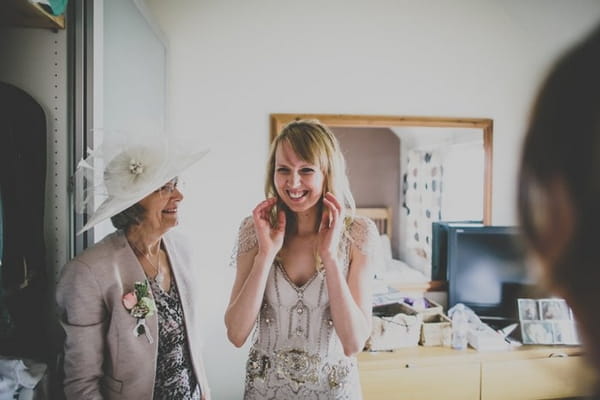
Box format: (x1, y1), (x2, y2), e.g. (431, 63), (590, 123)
(286, 189), (308, 201)
(162, 206), (178, 214)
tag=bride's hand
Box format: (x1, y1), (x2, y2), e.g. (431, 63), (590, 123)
(252, 198), (286, 258)
(317, 192), (344, 266)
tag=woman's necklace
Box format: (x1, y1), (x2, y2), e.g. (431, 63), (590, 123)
(130, 239), (164, 285)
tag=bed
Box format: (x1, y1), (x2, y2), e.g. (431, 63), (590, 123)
(355, 207), (429, 288)
(354, 207), (392, 238)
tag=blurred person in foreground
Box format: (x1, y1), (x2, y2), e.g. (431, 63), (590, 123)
(518, 23), (600, 396)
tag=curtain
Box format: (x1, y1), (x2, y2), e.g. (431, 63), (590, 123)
(402, 149), (443, 271)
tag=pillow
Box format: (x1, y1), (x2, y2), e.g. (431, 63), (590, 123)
(379, 234), (393, 266)
(371, 234), (390, 279)
(386, 259), (429, 282)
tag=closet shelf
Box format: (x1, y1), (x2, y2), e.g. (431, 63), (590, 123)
(0, 0), (65, 30)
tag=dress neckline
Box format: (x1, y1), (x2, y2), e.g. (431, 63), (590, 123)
(150, 276), (176, 297)
(275, 260), (320, 292)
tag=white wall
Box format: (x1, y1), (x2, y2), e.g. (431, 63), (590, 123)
(103, 0), (166, 133)
(144, 1), (600, 398)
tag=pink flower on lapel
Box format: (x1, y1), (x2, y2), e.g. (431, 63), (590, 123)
(123, 281), (156, 318)
(122, 292), (138, 310)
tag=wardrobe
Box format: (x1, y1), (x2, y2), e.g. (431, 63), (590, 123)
(0, 1), (69, 396)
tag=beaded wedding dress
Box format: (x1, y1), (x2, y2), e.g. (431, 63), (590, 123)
(233, 216), (378, 400)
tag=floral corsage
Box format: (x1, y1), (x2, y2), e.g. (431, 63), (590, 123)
(123, 280), (156, 343)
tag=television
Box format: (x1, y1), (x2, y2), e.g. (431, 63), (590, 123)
(431, 221), (483, 281)
(445, 225), (535, 322)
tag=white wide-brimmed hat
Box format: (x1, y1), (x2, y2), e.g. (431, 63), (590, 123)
(75, 134), (209, 234)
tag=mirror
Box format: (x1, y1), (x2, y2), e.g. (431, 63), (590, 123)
(270, 114), (492, 288)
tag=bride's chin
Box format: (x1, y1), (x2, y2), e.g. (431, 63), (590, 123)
(284, 201), (319, 213)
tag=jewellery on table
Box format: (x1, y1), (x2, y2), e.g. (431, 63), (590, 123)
(130, 239), (164, 285)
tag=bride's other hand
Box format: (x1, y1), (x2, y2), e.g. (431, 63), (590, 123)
(252, 197), (286, 258)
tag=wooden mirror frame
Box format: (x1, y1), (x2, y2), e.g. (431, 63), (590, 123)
(270, 113), (493, 225)
(271, 114), (493, 292)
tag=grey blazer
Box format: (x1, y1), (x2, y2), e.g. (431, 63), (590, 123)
(56, 230), (211, 400)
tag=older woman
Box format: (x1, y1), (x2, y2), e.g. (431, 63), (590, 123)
(56, 142), (210, 399)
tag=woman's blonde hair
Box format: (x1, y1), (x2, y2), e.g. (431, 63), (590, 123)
(264, 119), (355, 232)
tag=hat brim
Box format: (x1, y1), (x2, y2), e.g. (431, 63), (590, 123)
(77, 148), (209, 235)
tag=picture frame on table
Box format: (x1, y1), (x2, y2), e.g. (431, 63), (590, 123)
(521, 321), (554, 344)
(518, 298), (540, 320)
(539, 298), (571, 320)
(518, 298), (580, 345)
(551, 321), (580, 345)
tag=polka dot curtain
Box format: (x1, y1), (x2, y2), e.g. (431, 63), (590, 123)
(403, 149), (443, 270)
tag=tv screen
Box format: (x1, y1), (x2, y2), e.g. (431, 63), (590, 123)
(446, 225), (534, 321)
(431, 221), (483, 280)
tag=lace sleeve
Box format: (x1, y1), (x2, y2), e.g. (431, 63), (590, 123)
(229, 216), (258, 268)
(348, 215), (381, 256)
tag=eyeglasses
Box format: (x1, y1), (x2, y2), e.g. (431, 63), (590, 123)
(156, 178), (179, 194)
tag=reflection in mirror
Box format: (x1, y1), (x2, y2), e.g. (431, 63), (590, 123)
(336, 126), (484, 279)
(270, 114), (492, 287)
